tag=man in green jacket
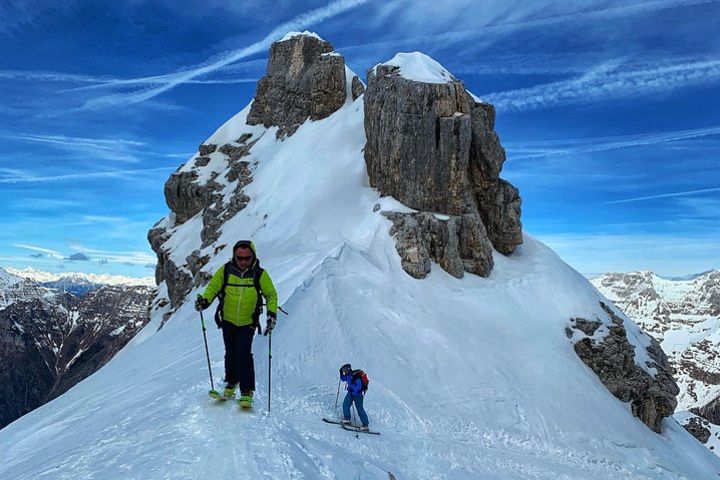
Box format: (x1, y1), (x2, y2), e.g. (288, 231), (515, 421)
(195, 240), (278, 407)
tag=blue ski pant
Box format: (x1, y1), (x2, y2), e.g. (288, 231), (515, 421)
(343, 392), (369, 426)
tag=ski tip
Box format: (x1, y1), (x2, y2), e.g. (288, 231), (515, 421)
(208, 390), (223, 400)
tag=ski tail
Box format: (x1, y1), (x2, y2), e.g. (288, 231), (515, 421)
(342, 425), (380, 435)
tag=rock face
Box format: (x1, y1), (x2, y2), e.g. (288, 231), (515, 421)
(567, 302), (679, 433)
(383, 211), (493, 279)
(247, 34), (347, 138)
(591, 270), (720, 413)
(0, 281), (152, 429)
(364, 57), (521, 279)
(150, 134), (257, 309)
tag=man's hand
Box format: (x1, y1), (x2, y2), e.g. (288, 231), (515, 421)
(195, 295), (210, 311)
(264, 312), (277, 336)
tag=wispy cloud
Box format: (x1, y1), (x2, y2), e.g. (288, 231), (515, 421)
(0, 68), (259, 89)
(13, 133), (144, 148)
(484, 59), (720, 111)
(0, 1), (79, 36)
(506, 125), (720, 159)
(340, 0), (718, 55)
(80, 0), (369, 110)
(0, 166), (176, 184)
(5, 133), (187, 163)
(601, 187), (720, 204)
(69, 244), (156, 265)
(13, 243), (63, 258)
(8, 133), (144, 163)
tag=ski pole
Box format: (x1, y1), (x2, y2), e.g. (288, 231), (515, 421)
(351, 403), (359, 438)
(266, 306), (287, 412)
(268, 332), (272, 412)
(334, 378), (342, 409)
(199, 306), (219, 397)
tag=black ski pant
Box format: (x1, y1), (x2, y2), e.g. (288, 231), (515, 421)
(221, 321), (255, 392)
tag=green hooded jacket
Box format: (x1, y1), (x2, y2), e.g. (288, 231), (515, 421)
(201, 241), (277, 327)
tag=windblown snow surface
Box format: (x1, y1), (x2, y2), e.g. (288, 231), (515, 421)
(2, 94), (719, 479)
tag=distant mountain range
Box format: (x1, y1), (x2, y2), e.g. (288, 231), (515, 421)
(592, 269), (720, 451)
(0, 267), (154, 429)
(5, 267), (154, 288)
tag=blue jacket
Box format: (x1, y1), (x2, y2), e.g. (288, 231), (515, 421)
(341, 372), (364, 396)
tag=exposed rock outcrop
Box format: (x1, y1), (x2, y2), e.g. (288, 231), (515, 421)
(683, 415), (712, 444)
(199, 143), (217, 156)
(364, 55), (521, 279)
(247, 34), (347, 138)
(149, 137), (257, 307)
(383, 211), (494, 278)
(351, 75), (365, 101)
(567, 301), (679, 433)
(693, 395), (720, 425)
(163, 171), (206, 225)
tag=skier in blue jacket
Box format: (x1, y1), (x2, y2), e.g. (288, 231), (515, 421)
(340, 363), (369, 431)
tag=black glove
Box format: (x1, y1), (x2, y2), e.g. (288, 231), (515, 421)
(195, 295), (210, 311)
(264, 312), (276, 336)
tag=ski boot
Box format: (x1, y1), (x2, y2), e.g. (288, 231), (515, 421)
(341, 418), (351, 426)
(222, 383), (237, 400)
(238, 390), (254, 409)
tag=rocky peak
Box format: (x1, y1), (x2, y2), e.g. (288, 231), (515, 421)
(247, 32), (354, 138)
(363, 53), (522, 279)
(149, 33), (365, 313)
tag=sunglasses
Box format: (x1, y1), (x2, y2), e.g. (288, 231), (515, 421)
(235, 255), (253, 261)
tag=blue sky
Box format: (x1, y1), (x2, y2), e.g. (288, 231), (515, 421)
(0, 0), (718, 278)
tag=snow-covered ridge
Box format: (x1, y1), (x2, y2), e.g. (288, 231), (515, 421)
(376, 51), (456, 84)
(5, 267), (155, 287)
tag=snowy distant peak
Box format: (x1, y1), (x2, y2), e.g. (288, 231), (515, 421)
(0, 267), (22, 286)
(279, 30), (325, 42)
(664, 270), (718, 281)
(5, 267), (154, 287)
(377, 52), (456, 84)
(594, 270), (720, 307)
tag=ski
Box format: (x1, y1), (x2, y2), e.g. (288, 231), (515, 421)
(322, 418), (346, 425)
(209, 390), (226, 400)
(209, 390), (235, 402)
(342, 425), (380, 435)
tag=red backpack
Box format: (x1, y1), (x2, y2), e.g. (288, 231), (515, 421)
(352, 369), (369, 392)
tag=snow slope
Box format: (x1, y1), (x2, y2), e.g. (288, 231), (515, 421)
(2, 93), (719, 479)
